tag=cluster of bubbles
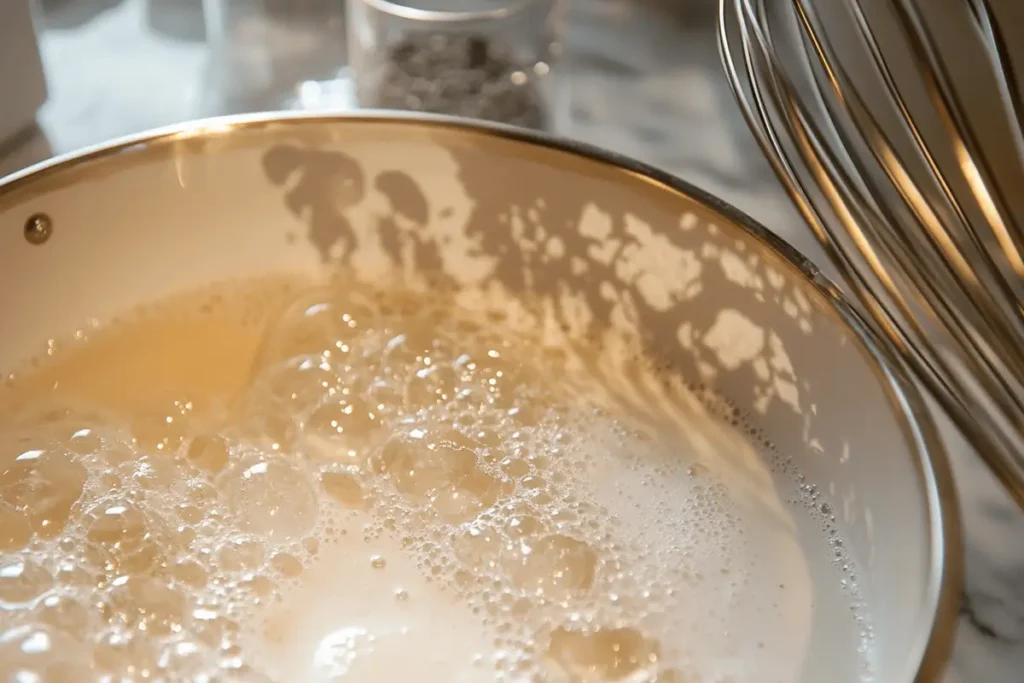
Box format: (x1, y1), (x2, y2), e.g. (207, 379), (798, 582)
(692, 387), (875, 677)
(0, 279), (869, 682)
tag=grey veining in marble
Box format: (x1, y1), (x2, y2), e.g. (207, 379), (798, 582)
(5, 0), (1024, 680)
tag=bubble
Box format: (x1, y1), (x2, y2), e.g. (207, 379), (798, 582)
(35, 594), (91, 639)
(103, 575), (189, 636)
(218, 456), (318, 542)
(503, 508), (547, 540)
(190, 609), (240, 649)
(237, 352), (348, 452)
(0, 557), (53, 604)
(132, 453), (189, 490)
(505, 534), (597, 599)
(234, 391), (300, 452)
(173, 560), (208, 587)
(377, 430), (500, 521)
(546, 626), (660, 681)
(67, 427), (105, 456)
(254, 355), (344, 416)
(499, 455), (532, 479)
(158, 638), (215, 680)
(379, 430), (474, 497)
(404, 360), (463, 410)
(320, 471), (367, 509)
(379, 328), (445, 373)
(187, 433), (232, 474)
(430, 469), (502, 523)
(255, 290), (377, 368)
(453, 524), (502, 571)
(0, 439), (86, 538)
(304, 397), (383, 454)
(0, 624), (91, 682)
(270, 553), (304, 578)
(243, 575), (277, 602)
(370, 555), (387, 569)
(520, 475), (545, 490)
(218, 539), (266, 572)
(84, 502), (166, 575)
(91, 628), (159, 678)
(53, 558), (101, 590)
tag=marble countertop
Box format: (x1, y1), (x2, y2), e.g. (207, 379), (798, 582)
(4, 0), (1024, 680)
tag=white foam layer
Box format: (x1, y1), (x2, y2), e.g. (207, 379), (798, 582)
(0, 276), (872, 682)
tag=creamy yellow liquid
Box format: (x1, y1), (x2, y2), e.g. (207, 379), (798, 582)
(0, 278), (869, 682)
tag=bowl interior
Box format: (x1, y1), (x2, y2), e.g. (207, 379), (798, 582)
(0, 115), (955, 681)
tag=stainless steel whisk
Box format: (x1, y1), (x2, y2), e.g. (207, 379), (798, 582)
(718, 0), (1024, 508)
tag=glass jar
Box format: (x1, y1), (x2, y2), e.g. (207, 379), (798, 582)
(202, 0), (354, 114)
(346, 0), (564, 130)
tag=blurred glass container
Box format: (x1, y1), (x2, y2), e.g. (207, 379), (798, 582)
(203, 0), (354, 114)
(346, 0), (564, 130)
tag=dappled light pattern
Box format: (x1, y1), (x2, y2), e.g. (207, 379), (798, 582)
(260, 131), (859, 499)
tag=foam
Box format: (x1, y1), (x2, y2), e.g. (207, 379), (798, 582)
(253, 515), (497, 683)
(0, 276), (872, 682)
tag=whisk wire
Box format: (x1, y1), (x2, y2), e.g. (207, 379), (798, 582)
(891, 0), (1024, 279)
(786, 2), (1024, 428)
(731, 0), (962, 401)
(793, 0), (1024, 391)
(719, 0), (1024, 509)
(848, 0), (1024, 350)
(725, 0), (1011, 470)
(847, 2), (1002, 295)
(968, 0), (1024, 174)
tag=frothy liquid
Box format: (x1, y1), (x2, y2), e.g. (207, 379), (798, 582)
(0, 278), (871, 682)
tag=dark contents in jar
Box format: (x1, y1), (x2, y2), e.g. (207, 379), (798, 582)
(364, 32), (547, 130)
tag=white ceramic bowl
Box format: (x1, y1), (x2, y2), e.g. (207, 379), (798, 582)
(0, 113), (960, 681)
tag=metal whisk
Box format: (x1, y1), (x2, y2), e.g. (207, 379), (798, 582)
(718, 0), (1024, 508)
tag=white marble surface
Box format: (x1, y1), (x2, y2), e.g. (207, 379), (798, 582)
(4, 0), (1024, 680)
